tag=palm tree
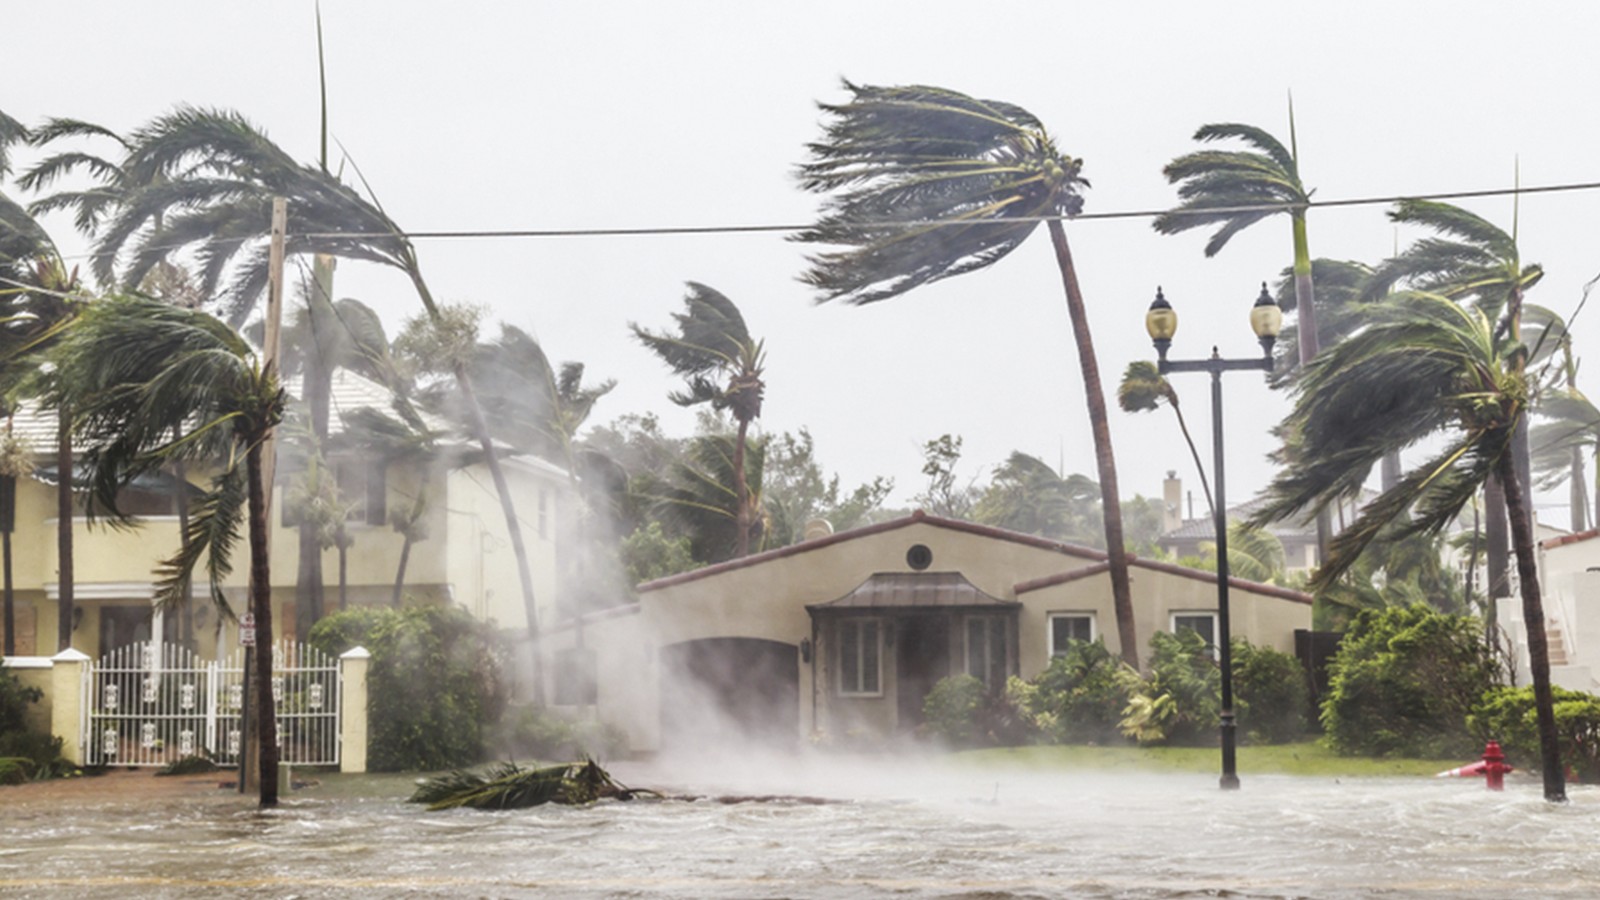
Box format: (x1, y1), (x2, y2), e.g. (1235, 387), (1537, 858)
(57, 294), (286, 806)
(971, 451), (1101, 546)
(793, 81), (1139, 666)
(1532, 386), (1598, 533)
(80, 107), (549, 702)
(632, 283), (765, 558)
(1118, 359), (1213, 517)
(638, 433), (771, 565)
(1250, 291), (1565, 801)
(1357, 198), (1545, 609)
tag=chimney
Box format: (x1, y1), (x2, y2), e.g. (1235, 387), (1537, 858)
(1162, 470), (1182, 535)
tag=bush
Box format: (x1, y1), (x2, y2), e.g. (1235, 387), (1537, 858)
(310, 605), (510, 772)
(1010, 638), (1138, 745)
(1470, 685), (1600, 780)
(495, 706), (627, 762)
(0, 668), (71, 782)
(1322, 604), (1499, 758)
(923, 675), (987, 747)
(1232, 640), (1310, 744)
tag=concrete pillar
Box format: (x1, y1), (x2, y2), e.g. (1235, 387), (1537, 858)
(338, 647), (370, 774)
(49, 648), (90, 765)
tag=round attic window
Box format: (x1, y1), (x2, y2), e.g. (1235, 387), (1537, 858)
(906, 544), (933, 571)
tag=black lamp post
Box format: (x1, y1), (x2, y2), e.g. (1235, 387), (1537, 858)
(1145, 282), (1282, 791)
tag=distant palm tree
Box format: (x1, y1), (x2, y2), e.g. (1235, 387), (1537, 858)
(1117, 360), (1213, 517)
(632, 283), (765, 557)
(638, 433), (771, 565)
(971, 452), (1101, 546)
(1532, 386), (1598, 533)
(58, 295), (286, 806)
(794, 81), (1139, 666)
(1251, 291), (1565, 801)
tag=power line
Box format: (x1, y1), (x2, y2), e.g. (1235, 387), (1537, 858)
(284, 179), (1600, 241)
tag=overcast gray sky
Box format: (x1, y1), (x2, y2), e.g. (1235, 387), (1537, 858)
(11, 0), (1600, 528)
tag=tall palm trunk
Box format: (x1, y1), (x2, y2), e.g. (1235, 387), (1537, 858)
(295, 254), (336, 641)
(174, 460), (193, 650)
(56, 409), (73, 652)
(1485, 477), (1510, 604)
(1289, 214), (1335, 566)
(247, 440), (279, 807)
(404, 266), (544, 705)
(1, 475), (12, 657)
(733, 415), (751, 557)
(1499, 447), (1565, 801)
(1048, 219), (1137, 666)
(1164, 389), (1214, 516)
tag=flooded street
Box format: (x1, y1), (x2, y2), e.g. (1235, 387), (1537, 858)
(3, 759), (1598, 899)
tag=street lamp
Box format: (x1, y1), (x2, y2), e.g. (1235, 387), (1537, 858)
(1145, 282), (1281, 791)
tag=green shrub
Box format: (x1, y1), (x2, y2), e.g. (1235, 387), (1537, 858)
(310, 605), (510, 772)
(495, 706), (627, 762)
(1322, 604), (1498, 758)
(0, 667), (70, 781)
(923, 675), (987, 747)
(1010, 638), (1138, 745)
(1233, 640), (1310, 744)
(1470, 685), (1600, 780)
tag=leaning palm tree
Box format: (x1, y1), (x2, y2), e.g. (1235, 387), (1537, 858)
(637, 433), (771, 566)
(1118, 360), (1213, 517)
(84, 107), (548, 702)
(1532, 386), (1598, 533)
(1250, 291), (1564, 801)
(57, 295), (286, 806)
(794, 81), (1139, 665)
(971, 451), (1102, 547)
(631, 283), (765, 558)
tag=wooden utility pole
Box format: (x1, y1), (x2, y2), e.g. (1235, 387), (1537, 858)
(244, 198), (288, 797)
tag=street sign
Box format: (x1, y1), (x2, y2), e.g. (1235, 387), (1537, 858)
(240, 612), (257, 647)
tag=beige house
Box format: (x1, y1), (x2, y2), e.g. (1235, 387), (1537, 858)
(1494, 527), (1600, 692)
(0, 369), (569, 676)
(546, 510), (1312, 753)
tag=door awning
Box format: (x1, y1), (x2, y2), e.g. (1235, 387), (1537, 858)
(807, 572), (1019, 612)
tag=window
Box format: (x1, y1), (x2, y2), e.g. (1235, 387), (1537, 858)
(965, 616), (1007, 687)
(335, 460), (387, 526)
(1048, 613), (1096, 657)
(837, 618), (881, 696)
(1171, 612), (1218, 657)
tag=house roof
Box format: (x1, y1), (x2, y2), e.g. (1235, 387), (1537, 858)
(1161, 490), (1377, 543)
(1543, 528), (1599, 550)
(807, 571), (1019, 611)
(1015, 557), (1313, 605)
(635, 509), (1108, 593)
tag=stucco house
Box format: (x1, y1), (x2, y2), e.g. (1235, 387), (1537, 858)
(0, 369), (570, 681)
(546, 510), (1313, 753)
(1494, 527), (1600, 692)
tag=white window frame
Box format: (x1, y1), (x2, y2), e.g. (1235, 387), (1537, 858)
(1170, 611), (1219, 657)
(836, 618), (882, 697)
(964, 616), (1007, 687)
(1047, 612), (1097, 658)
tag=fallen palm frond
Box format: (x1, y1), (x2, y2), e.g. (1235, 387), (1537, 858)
(155, 754), (218, 776)
(409, 759), (657, 811)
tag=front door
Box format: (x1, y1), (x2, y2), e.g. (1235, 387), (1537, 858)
(895, 617), (950, 730)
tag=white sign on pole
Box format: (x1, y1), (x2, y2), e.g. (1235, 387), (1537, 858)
(239, 612), (257, 647)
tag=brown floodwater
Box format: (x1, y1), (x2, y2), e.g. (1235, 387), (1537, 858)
(1, 757), (1597, 899)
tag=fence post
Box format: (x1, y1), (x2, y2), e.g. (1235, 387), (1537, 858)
(50, 648), (91, 765)
(338, 647), (370, 774)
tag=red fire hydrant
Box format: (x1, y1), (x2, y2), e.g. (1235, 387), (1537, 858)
(1483, 740), (1513, 791)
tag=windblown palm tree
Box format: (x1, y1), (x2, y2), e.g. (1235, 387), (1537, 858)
(632, 283), (764, 557)
(1357, 198), (1544, 607)
(638, 433), (771, 565)
(1532, 387), (1598, 533)
(1118, 360), (1213, 517)
(80, 107), (548, 702)
(793, 81), (1139, 665)
(1250, 291), (1565, 801)
(58, 295), (286, 806)
(971, 452), (1101, 546)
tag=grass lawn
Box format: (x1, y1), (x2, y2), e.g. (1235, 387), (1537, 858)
(955, 742), (1468, 777)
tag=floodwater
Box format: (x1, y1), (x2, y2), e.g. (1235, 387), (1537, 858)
(2, 756), (1598, 899)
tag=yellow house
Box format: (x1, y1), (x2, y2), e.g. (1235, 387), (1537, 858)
(545, 510), (1313, 753)
(0, 369), (569, 681)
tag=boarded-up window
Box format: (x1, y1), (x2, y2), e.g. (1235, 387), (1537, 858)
(2, 603), (35, 656)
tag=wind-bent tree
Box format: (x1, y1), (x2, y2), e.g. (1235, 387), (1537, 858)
(59, 295), (286, 806)
(79, 107), (548, 702)
(794, 81), (1140, 665)
(637, 433), (772, 565)
(1357, 199), (1545, 610)
(1118, 360), (1213, 516)
(1533, 387), (1598, 533)
(1250, 292), (1565, 802)
(632, 283), (765, 558)
(1153, 119), (1330, 561)
(971, 451), (1101, 547)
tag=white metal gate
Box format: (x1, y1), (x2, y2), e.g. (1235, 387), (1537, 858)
(82, 639), (340, 767)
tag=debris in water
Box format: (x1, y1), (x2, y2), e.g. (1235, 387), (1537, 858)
(410, 760), (657, 810)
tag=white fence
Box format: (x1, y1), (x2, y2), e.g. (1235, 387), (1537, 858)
(82, 640), (340, 768)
